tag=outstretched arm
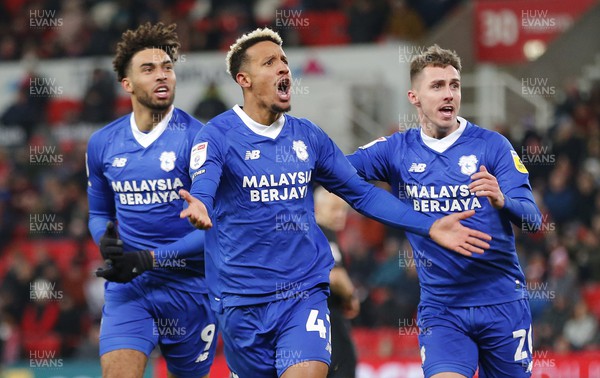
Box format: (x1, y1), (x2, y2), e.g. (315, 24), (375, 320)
(330, 174), (491, 256)
(345, 134), (493, 255)
(429, 210), (491, 256)
(179, 189), (212, 229)
(313, 127), (491, 256)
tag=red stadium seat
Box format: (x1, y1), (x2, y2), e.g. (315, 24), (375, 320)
(582, 283), (600, 319)
(115, 96), (133, 117)
(46, 240), (79, 272)
(353, 327), (422, 358)
(393, 330), (420, 357)
(352, 327), (380, 358)
(297, 11), (350, 46)
(3, 239), (79, 274)
(46, 99), (82, 125)
(22, 334), (62, 360)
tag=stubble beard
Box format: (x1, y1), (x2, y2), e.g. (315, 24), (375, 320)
(137, 89), (175, 112)
(271, 103), (291, 114)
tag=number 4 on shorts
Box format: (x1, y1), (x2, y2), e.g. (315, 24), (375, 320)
(305, 309), (328, 339)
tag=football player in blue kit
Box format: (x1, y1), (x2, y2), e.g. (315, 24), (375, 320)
(86, 23), (217, 378)
(347, 45), (542, 378)
(179, 28), (492, 378)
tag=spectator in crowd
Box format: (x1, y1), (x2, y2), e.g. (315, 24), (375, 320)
(520, 130), (554, 188)
(0, 310), (20, 366)
(193, 81), (228, 123)
(536, 294), (572, 350)
(552, 116), (586, 167)
(383, 0), (425, 42)
(563, 300), (598, 350)
(1, 90), (39, 143)
(20, 278), (62, 358)
(347, 0), (388, 43)
(525, 252), (551, 321)
(543, 159), (578, 225)
(0, 0), (464, 61)
(574, 169), (597, 227)
(80, 68), (116, 123)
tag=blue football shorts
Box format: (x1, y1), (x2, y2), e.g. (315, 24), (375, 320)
(417, 298), (533, 378)
(100, 275), (218, 378)
(218, 284), (332, 378)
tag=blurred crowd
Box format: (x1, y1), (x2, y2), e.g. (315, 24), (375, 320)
(1, 0), (599, 368)
(0, 0), (461, 61)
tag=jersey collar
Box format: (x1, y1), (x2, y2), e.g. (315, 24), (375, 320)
(130, 105), (175, 148)
(420, 116), (468, 153)
(233, 105), (285, 139)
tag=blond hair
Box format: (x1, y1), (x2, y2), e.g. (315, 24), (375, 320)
(226, 28), (283, 81)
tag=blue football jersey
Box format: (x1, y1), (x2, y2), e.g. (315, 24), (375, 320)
(348, 118), (538, 306)
(87, 108), (206, 292)
(188, 107), (363, 308)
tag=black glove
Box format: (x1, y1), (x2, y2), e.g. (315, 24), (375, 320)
(96, 222), (154, 283)
(99, 221), (122, 262)
(95, 250), (154, 283)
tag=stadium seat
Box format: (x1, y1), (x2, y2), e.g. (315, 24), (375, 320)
(352, 327), (380, 358)
(46, 99), (82, 125)
(22, 334), (62, 360)
(582, 283), (600, 319)
(353, 327), (421, 358)
(297, 11), (350, 46)
(115, 96), (133, 116)
(3, 239), (79, 274)
(393, 329), (420, 357)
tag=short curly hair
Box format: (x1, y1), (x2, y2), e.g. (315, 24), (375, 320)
(410, 44), (462, 83)
(226, 28), (283, 81)
(112, 22), (180, 82)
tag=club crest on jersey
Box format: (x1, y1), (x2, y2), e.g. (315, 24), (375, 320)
(458, 155), (478, 175)
(292, 140), (309, 162)
(159, 151), (176, 172)
(190, 142), (207, 170)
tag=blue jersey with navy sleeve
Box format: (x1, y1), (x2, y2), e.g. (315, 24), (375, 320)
(87, 108), (206, 292)
(347, 118), (540, 306)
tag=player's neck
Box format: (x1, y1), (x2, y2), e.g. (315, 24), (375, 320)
(241, 102), (281, 126)
(421, 120), (460, 139)
(132, 103), (171, 132)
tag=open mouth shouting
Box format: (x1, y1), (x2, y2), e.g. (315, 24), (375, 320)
(154, 84), (170, 100)
(277, 77), (291, 102)
(439, 104), (454, 119)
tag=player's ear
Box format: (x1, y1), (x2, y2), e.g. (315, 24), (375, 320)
(408, 89), (420, 107)
(236, 72), (251, 88)
(121, 78), (133, 94)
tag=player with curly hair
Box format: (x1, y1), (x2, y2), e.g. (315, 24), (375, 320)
(87, 22), (217, 378)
